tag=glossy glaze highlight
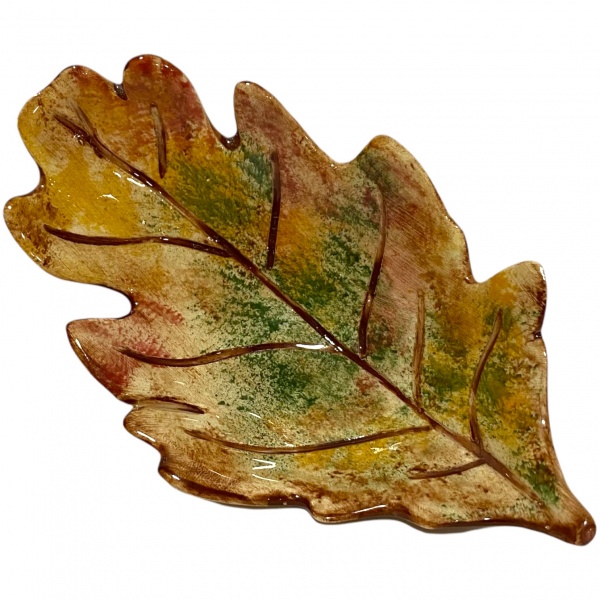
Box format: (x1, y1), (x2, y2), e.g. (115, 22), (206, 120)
(4, 55), (595, 545)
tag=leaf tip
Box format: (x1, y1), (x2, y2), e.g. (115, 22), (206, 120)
(574, 515), (596, 546)
(545, 509), (596, 545)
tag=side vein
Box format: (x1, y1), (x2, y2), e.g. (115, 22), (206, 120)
(358, 186), (387, 358)
(469, 309), (503, 446)
(408, 458), (485, 480)
(266, 151), (281, 269)
(412, 290), (426, 406)
(121, 342), (332, 367)
(150, 104), (167, 178)
(44, 225), (230, 257)
(184, 425), (432, 454)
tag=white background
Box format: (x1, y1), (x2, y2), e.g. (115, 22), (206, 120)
(1, 1), (598, 598)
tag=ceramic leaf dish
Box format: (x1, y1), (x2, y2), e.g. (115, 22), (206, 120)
(4, 56), (594, 545)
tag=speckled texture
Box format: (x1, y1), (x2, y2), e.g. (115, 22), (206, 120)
(4, 55), (594, 544)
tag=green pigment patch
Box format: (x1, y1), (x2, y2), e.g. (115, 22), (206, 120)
(518, 461), (559, 506)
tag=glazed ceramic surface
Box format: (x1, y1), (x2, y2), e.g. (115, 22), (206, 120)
(4, 56), (594, 544)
